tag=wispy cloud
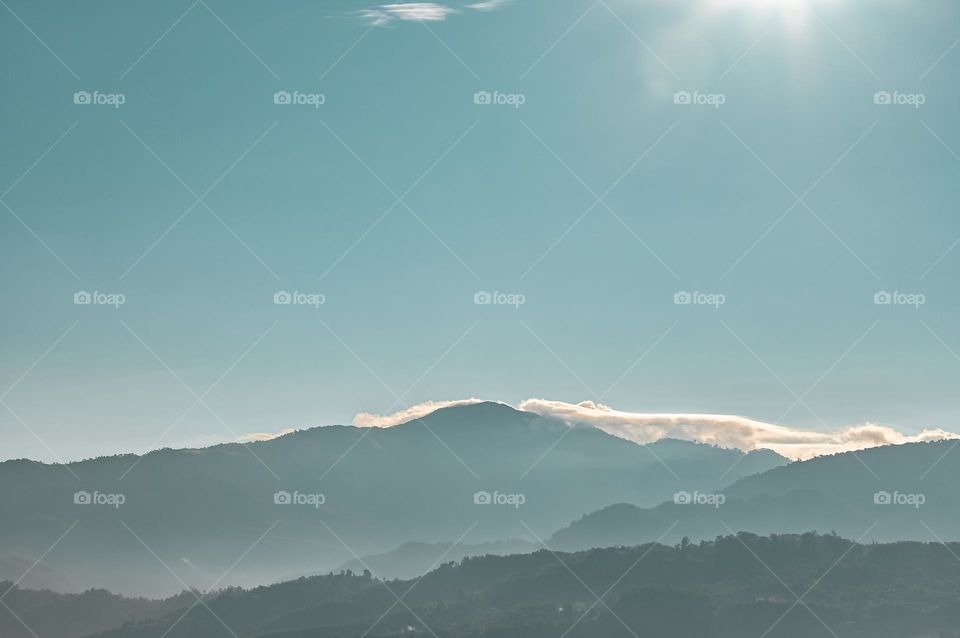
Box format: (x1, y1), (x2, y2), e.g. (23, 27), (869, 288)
(361, 3), (459, 26)
(360, 0), (511, 26)
(466, 0), (513, 11)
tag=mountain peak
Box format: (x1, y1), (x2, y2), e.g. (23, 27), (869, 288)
(384, 400), (536, 433)
(432, 401), (526, 418)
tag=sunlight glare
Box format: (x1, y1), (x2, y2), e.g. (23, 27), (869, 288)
(712, 0), (820, 30)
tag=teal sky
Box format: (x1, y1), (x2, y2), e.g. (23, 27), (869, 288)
(2, 0), (959, 463)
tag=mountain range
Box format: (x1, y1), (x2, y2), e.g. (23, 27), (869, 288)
(3, 401), (960, 636)
(0, 402), (785, 596)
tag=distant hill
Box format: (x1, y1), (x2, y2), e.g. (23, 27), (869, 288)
(337, 538), (538, 580)
(8, 532), (959, 638)
(0, 402), (785, 596)
(550, 439), (960, 550)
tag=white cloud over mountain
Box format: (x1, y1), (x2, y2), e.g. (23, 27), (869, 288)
(354, 398), (486, 426)
(353, 398), (960, 460)
(239, 428), (298, 442)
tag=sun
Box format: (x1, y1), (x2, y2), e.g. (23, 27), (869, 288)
(710, 0), (818, 29)
(717, 0), (806, 6)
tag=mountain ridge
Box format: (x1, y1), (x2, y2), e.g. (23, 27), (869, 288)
(0, 401), (803, 468)
(549, 438), (960, 551)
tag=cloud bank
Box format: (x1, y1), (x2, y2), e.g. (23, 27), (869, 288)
(518, 399), (960, 460)
(353, 398), (960, 460)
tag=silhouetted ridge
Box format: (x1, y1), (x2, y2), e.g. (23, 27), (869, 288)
(30, 533), (960, 638)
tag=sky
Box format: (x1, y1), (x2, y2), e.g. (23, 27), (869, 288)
(1, 0), (959, 463)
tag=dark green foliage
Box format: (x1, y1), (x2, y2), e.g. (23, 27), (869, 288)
(5, 533), (959, 638)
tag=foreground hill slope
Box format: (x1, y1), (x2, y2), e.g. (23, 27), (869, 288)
(0, 584), (192, 638)
(4, 533), (957, 638)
